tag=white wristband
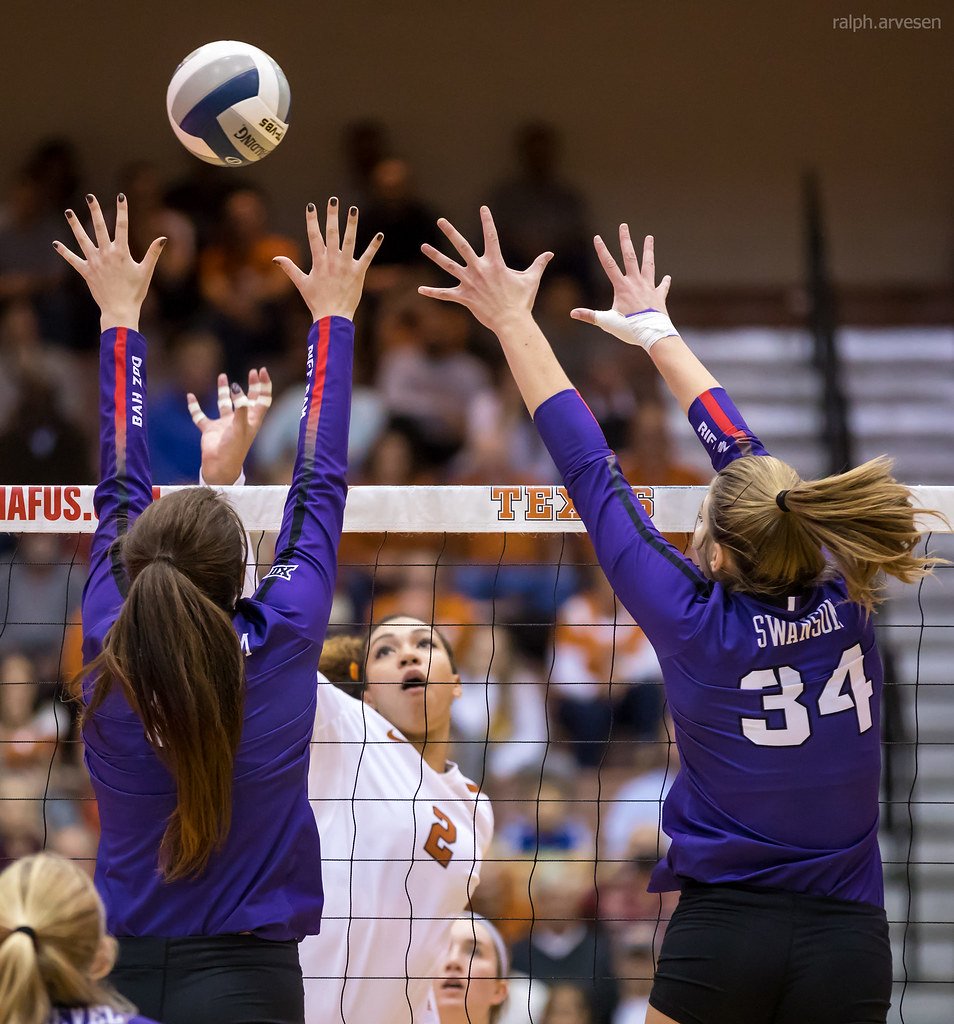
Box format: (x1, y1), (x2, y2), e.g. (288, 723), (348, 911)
(592, 308), (679, 352)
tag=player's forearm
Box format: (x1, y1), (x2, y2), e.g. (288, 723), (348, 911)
(492, 312), (573, 417)
(648, 333), (721, 414)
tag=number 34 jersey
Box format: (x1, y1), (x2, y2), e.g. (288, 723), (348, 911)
(534, 386), (885, 908)
(300, 676), (494, 1024)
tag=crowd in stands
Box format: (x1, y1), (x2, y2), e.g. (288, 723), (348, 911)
(0, 126), (711, 1023)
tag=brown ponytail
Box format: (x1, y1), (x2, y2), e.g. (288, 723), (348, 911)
(0, 854), (130, 1024)
(75, 487), (247, 880)
(708, 455), (945, 614)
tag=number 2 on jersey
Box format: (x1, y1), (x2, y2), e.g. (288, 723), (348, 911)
(424, 806), (457, 868)
(740, 643), (873, 747)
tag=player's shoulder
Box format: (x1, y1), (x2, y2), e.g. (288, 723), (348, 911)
(313, 672), (394, 740)
(443, 766), (495, 828)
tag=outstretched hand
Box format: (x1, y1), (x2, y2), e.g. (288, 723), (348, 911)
(189, 368), (273, 486)
(53, 193), (165, 332)
(418, 206), (553, 331)
(273, 198), (382, 323)
(569, 230), (678, 353)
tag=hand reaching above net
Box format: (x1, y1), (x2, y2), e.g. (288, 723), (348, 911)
(273, 198), (383, 323)
(418, 205), (553, 332)
(53, 193), (165, 333)
(570, 228), (678, 352)
(188, 368), (273, 486)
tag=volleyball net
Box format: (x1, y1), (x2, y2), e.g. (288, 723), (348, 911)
(1, 483), (951, 1024)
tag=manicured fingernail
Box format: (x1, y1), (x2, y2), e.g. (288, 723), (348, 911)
(65, 210), (74, 219)
(349, 206), (357, 216)
(86, 194), (94, 204)
(307, 202), (315, 213)
(329, 197), (338, 207)
(158, 237), (167, 248)
(52, 241), (59, 249)
(376, 232), (384, 240)
(230, 382), (242, 395)
(118, 193), (126, 203)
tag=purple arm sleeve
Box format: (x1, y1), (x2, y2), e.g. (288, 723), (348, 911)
(252, 316), (353, 641)
(534, 389), (710, 659)
(81, 328), (153, 640)
(687, 387), (771, 471)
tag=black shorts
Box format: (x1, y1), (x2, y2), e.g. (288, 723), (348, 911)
(649, 882), (892, 1024)
(110, 934), (304, 1024)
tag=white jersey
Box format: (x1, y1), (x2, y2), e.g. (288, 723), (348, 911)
(301, 676), (494, 1024)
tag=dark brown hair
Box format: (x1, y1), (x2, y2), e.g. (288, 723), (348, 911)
(75, 488), (247, 881)
(707, 455), (945, 613)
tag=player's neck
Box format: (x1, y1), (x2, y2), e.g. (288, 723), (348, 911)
(411, 730), (453, 773)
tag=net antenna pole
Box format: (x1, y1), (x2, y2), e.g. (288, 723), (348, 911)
(803, 170), (853, 475)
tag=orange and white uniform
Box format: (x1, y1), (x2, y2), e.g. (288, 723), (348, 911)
(301, 676), (494, 1024)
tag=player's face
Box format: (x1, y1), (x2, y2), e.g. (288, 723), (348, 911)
(435, 919), (508, 1024)
(363, 618), (461, 742)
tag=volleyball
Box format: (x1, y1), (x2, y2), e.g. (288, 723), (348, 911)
(166, 40), (290, 167)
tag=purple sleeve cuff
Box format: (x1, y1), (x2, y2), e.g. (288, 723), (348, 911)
(687, 387), (770, 471)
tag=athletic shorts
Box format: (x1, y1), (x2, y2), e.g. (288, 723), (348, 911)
(649, 881), (892, 1024)
(110, 934), (304, 1024)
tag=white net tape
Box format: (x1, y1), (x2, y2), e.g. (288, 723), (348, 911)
(3, 484), (953, 534)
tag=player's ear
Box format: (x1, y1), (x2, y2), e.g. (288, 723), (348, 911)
(90, 935), (117, 980)
(709, 542), (725, 574)
(492, 979), (509, 1006)
(452, 675), (462, 699)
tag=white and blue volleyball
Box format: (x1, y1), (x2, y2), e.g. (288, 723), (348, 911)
(166, 41), (291, 167)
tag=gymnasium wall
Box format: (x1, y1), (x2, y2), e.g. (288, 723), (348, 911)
(9, 0), (953, 287)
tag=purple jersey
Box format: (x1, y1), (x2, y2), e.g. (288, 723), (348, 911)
(535, 387), (884, 907)
(81, 318), (354, 939)
(49, 1008), (158, 1024)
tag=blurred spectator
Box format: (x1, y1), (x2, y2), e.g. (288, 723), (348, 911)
(165, 159), (236, 246)
(147, 328), (223, 483)
(371, 555), (477, 656)
(25, 139), (81, 212)
(340, 119), (391, 207)
(0, 171), (68, 339)
(541, 984), (595, 1024)
(122, 161), (198, 326)
(551, 562), (663, 768)
(489, 122), (592, 295)
(0, 535), (86, 677)
(498, 761), (593, 856)
(452, 369), (557, 485)
(198, 184), (300, 376)
(597, 824), (678, 946)
(0, 300), (91, 480)
(511, 857), (618, 1024)
(358, 156), (442, 294)
(0, 372), (91, 484)
(0, 653), (58, 773)
(0, 770), (44, 867)
(601, 719), (679, 862)
(253, 368), (386, 483)
(610, 924), (656, 1024)
(451, 625), (550, 781)
(376, 293), (491, 469)
(534, 275), (606, 385)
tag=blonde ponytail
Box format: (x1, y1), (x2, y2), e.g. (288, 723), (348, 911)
(0, 854), (129, 1024)
(708, 455), (946, 613)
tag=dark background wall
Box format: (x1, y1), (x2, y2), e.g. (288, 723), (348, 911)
(8, 1), (953, 287)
